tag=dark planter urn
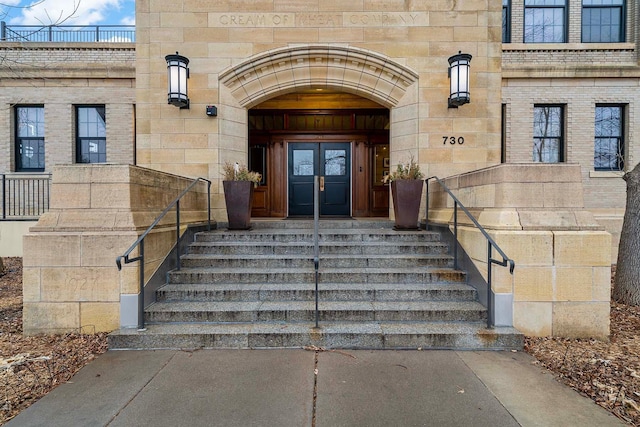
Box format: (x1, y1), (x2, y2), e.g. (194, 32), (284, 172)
(223, 180), (254, 230)
(391, 179), (424, 230)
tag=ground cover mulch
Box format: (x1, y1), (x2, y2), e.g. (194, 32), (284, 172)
(0, 258), (108, 425)
(0, 257), (638, 425)
(525, 269), (640, 426)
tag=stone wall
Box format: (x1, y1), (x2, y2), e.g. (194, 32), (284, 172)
(136, 1), (504, 221)
(428, 164), (611, 339)
(22, 165), (212, 334)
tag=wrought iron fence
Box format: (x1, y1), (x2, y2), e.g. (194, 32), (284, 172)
(1, 174), (51, 220)
(1, 22), (135, 43)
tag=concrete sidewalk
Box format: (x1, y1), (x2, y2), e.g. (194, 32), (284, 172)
(7, 350), (623, 427)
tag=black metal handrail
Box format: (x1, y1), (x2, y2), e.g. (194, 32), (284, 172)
(116, 177), (211, 330)
(313, 176), (320, 329)
(1, 174), (51, 220)
(425, 176), (515, 329)
(1, 21), (135, 42)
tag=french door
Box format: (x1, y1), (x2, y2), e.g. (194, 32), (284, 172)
(288, 142), (351, 217)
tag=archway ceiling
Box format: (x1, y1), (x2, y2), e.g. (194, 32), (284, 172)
(219, 45), (419, 109)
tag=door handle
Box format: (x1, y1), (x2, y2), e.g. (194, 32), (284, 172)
(319, 176), (325, 192)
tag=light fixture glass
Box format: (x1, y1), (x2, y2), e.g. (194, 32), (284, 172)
(165, 52), (190, 109)
(448, 51), (472, 108)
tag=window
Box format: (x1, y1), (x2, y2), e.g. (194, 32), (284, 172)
(249, 144), (267, 186)
(15, 106), (45, 171)
(594, 105), (624, 170)
(76, 106), (106, 163)
(524, 0), (567, 43)
(503, 0), (511, 43)
(582, 0), (625, 42)
(533, 105), (564, 163)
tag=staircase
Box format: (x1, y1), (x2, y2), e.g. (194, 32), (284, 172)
(108, 220), (523, 350)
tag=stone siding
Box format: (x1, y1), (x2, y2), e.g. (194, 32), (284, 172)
(428, 164), (611, 339)
(22, 165), (212, 334)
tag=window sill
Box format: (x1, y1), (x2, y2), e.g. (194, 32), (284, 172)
(590, 170), (625, 178)
(503, 43), (635, 52)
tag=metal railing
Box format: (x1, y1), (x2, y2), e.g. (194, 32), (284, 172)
(116, 177), (212, 330)
(313, 176), (320, 328)
(1, 174), (51, 220)
(1, 21), (135, 42)
(425, 176), (515, 329)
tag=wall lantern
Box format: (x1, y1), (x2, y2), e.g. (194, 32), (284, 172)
(448, 51), (472, 108)
(165, 52), (190, 109)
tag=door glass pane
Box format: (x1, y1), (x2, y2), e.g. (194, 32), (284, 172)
(325, 150), (346, 176)
(293, 150), (314, 175)
(373, 145), (390, 184)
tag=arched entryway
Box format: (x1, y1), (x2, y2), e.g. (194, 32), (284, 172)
(248, 97), (390, 217)
(219, 45), (419, 218)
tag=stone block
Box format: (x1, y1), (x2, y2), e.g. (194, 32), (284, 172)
(56, 211), (118, 230)
(50, 184), (91, 209)
(490, 231), (554, 266)
(23, 235), (81, 267)
(555, 268), (594, 301)
(89, 165), (132, 183)
(81, 234), (137, 267)
(23, 302), (80, 335)
(119, 266), (141, 295)
(518, 210), (578, 230)
(494, 183), (544, 207)
(513, 267), (553, 301)
(80, 302), (120, 333)
(543, 182), (584, 208)
(477, 209), (521, 229)
(552, 302), (610, 339)
(52, 165), (92, 184)
(592, 266), (612, 302)
(40, 267), (120, 302)
(22, 267), (41, 302)
(490, 265), (514, 294)
(513, 302), (552, 337)
(90, 183), (133, 209)
(554, 231), (611, 267)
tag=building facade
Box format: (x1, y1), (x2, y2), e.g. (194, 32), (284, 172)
(1, 0), (637, 337)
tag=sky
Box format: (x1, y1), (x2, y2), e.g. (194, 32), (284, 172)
(1, 0), (135, 26)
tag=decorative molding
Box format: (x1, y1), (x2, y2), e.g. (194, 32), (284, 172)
(220, 44), (418, 108)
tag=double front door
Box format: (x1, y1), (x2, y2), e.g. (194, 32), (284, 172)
(288, 142), (351, 217)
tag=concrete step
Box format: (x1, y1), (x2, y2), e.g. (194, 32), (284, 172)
(108, 322), (524, 350)
(229, 219), (395, 230)
(168, 267), (467, 285)
(194, 229), (442, 244)
(187, 241), (451, 256)
(107, 220), (524, 352)
(145, 300), (487, 323)
(156, 282), (478, 303)
(179, 254), (454, 269)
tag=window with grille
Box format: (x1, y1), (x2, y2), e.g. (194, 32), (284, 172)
(524, 0), (567, 43)
(582, 0), (625, 43)
(15, 106), (45, 171)
(533, 105), (564, 163)
(76, 106), (106, 163)
(594, 105), (624, 171)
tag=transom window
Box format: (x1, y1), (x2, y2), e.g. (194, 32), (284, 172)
(582, 0), (625, 42)
(15, 106), (45, 171)
(533, 105), (564, 163)
(524, 0), (567, 43)
(76, 106), (106, 163)
(594, 105), (624, 171)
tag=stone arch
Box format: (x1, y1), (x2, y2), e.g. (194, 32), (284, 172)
(219, 45), (419, 108)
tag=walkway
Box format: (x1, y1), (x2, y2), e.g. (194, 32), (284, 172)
(8, 350), (622, 427)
